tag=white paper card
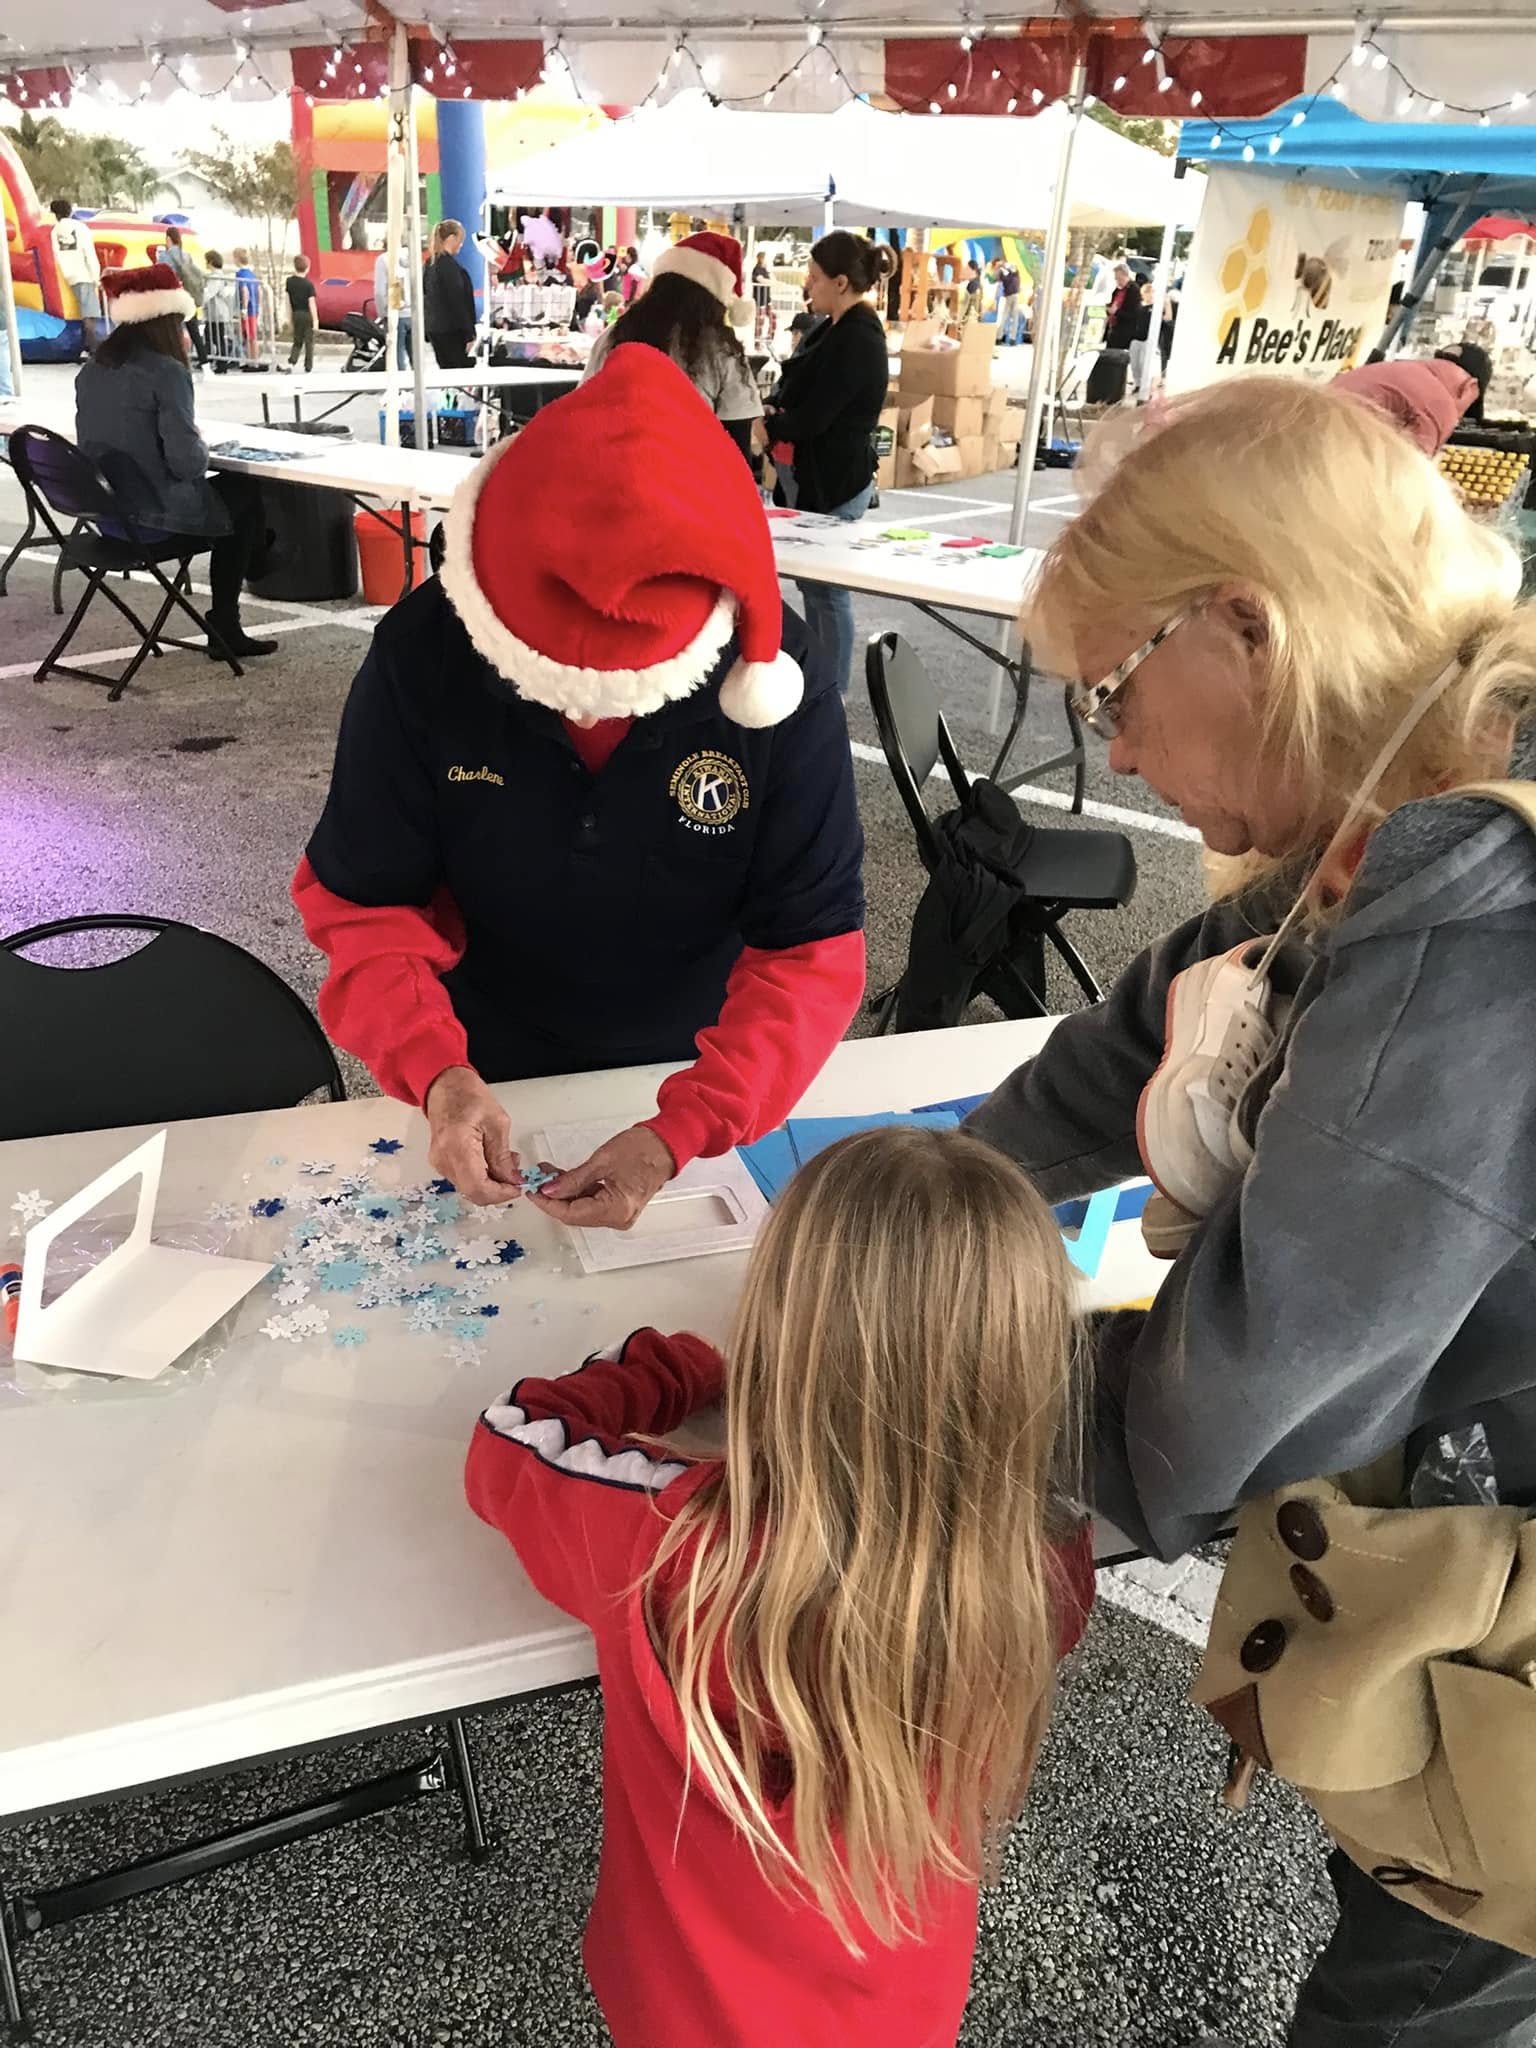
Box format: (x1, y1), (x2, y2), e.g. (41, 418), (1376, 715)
(13, 1131), (273, 1381)
(535, 1121), (769, 1275)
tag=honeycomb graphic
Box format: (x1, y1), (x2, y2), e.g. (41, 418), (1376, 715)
(1215, 206), (1271, 346)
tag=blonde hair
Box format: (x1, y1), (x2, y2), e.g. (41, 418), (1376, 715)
(431, 219), (464, 256)
(1033, 376), (1536, 897)
(641, 1126), (1081, 1949)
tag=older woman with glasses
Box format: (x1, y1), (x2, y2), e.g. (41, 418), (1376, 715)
(965, 375), (1536, 2048)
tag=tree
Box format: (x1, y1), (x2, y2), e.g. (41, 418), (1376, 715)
(2, 116), (158, 209)
(1089, 105), (1179, 157)
(182, 132), (299, 324)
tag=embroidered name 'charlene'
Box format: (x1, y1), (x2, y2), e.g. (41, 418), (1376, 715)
(447, 764), (505, 786)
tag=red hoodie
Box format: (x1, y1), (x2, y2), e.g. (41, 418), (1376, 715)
(1333, 358), (1478, 459)
(465, 1329), (1096, 2048)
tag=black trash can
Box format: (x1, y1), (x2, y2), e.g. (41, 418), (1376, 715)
(247, 478), (359, 603)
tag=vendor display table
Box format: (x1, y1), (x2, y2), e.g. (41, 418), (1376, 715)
(255, 365), (582, 438)
(0, 1019), (1163, 2032)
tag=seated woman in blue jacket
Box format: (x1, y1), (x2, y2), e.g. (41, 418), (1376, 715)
(74, 263), (275, 659)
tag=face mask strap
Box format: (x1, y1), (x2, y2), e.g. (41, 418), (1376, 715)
(1248, 654), (1468, 987)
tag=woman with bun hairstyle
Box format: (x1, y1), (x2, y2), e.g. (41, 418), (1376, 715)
(761, 231), (896, 694)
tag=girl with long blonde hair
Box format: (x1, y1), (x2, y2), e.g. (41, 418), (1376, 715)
(466, 1125), (1092, 2048)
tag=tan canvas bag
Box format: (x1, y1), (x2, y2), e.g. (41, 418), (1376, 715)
(1192, 781), (1536, 1956)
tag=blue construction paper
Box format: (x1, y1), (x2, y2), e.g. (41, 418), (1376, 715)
(1060, 1185), (1119, 1278)
(785, 1111), (959, 1167)
(1052, 1181), (1155, 1231)
(911, 1093), (988, 1119)
(738, 1127), (799, 1201)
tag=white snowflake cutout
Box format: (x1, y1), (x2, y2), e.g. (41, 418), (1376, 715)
(455, 1236), (501, 1268)
(275, 1274), (312, 1308)
(11, 1190), (52, 1226)
(300, 1160), (335, 1177)
(448, 1338), (482, 1367)
(288, 1305), (330, 1339)
(260, 1316), (300, 1343)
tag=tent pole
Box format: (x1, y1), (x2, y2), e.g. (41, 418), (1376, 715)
(1377, 192), (1481, 356)
(0, 220), (22, 397)
(405, 76), (428, 444)
(822, 191), (836, 238)
(382, 21), (409, 449)
(1008, 65), (1086, 550)
(1138, 211), (1178, 401)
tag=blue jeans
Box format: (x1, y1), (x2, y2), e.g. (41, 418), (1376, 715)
(781, 468), (873, 698)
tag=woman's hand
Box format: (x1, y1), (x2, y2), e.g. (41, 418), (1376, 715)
(424, 1065), (522, 1205)
(530, 1125), (675, 1232)
(750, 417), (771, 454)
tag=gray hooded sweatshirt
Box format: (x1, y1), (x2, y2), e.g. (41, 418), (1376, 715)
(965, 778), (1536, 1562)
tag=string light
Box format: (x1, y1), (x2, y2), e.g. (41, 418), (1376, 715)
(1428, 97), (1445, 116)
(1268, 133), (1282, 153)
(1189, 88), (1202, 107)
(1242, 142), (1255, 161)
(1397, 89), (1414, 114)
(1112, 74), (1127, 92)
(1005, 96), (1017, 112)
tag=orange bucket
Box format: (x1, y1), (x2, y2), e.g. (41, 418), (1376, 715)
(354, 508), (429, 606)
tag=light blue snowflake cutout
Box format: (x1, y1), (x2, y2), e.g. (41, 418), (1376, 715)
(399, 1229), (447, 1265)
(318, 1258), (370, 1294)
(520, 1166), (559, 1193)
(265, 1155), (286, 1169)
(333, 1325), (367, 1349)
(428, 1193), (464, 1226)
(360, 1195), (404, 1221)
(370, 1137), (404, 1156)
(406, 1297), (448, 1334)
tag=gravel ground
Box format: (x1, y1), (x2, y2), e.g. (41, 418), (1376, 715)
(0, 367), (1332, 2046)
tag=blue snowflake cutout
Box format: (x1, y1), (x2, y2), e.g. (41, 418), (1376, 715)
(318, 1258), (370, 1294)
(519, 1165), (559, 1194)
(370, 1137), (404, 1156)
(251, 1197), (286, 1219)
(429, 1177), (456, 1196)
(333, 1325), (368, 1349)
(496, 1239), (526, 1266)
(477, 1303), (500, 1318)
(449, 1313), (486, 1342)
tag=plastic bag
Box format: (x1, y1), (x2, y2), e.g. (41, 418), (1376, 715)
(0, 1213), (250, 1407)
(1408, 1422), (1501, 1508)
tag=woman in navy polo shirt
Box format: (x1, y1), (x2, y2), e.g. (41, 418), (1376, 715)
(294, 346), (865, 1231)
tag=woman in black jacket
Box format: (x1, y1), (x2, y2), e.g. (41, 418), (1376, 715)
(761, 231), (895, 694)
(422, 220), (477, 369)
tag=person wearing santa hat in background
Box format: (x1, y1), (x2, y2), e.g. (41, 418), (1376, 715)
(293, 345), (864, 1230)
(75, 264), (277, 659)
(583, 232), (762, 461)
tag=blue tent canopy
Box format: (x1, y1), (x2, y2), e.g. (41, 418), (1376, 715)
(1178, 97), (1536, 215)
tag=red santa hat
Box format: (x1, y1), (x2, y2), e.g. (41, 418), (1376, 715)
(652, 231), (753, 329)
(100, 263), (195, 325)
(440, 344), (801, 728)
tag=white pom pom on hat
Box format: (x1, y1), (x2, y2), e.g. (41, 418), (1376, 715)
(440, 344), (803, 728)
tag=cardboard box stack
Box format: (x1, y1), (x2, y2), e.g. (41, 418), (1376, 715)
(877, 320), (1023, 485)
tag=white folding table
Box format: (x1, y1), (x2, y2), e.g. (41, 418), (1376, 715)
(0, 1018), (1165, 2030)
(769, 508), (1084, 804)
(255, 364), (583, 437)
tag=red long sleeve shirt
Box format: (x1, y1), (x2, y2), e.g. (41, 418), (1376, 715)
(465, 1329), (1096, 2048)
(295, 583), (866, 1168)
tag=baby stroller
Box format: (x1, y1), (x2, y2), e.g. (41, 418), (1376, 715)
(341, 311), (386, 373)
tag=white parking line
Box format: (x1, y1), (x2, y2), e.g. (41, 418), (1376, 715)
(0, 611), (333, 680)
(847, 738), (1201, 842)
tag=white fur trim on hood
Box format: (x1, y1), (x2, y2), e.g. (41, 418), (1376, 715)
(440, 435), (742, 720)
(109, 286), (195, 324)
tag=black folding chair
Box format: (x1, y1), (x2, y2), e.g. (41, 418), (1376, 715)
(0, 915), (344, 1140)
(5, 427), (243, 701)
(866, 630), (1137, 1029)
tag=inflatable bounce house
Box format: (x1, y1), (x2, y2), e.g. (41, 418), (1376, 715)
(2, 131), (199, 362)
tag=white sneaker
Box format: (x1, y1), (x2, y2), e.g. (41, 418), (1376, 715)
(1136, 942), (1277, 1255)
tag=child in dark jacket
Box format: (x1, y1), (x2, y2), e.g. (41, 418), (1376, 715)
(467, 1124), (1093, 2048)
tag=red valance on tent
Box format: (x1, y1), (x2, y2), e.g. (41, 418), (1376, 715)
(290, 37), (543, 103)
(884, 22), (1306, 121)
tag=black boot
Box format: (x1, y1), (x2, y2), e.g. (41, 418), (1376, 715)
(206, 615), (278, 661)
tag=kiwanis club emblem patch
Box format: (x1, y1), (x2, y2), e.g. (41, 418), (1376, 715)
(670, 751), (749, 835)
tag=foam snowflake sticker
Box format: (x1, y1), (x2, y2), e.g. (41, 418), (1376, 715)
(496, 1239), (527, 1267)
(333, 1325), (367, 1350)
(448, 1338), (482, 1368)
(370, 1138), (404, 1156)
(265, 1155), (287, 1169)
(406, 1297), (448, 1334)
(454, 1237), (503, 1269)
(520, 1166), (559, 1194)
(336, 1171), (375, 1198)
(318, 1258), (370, 1294)
(11, 1190), (52, 1226)
(478, 1303), (500, 1319)
(275, 1274), (312, 1308)
(300, 1160), (334, 1177)
(251, 1197), (285, 1219)
(429, 1178), (456, 1196)
(361, 1196), (404, 1221)
(260, 1315), (301, 1343)
(288, 1305), (330, 1339)
(206, 1200), (241, 1225)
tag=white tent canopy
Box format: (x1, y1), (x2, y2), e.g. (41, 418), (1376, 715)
(495, 94), (1203, 232)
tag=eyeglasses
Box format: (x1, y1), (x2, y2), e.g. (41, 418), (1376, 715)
(1069, 609), (1194, 741)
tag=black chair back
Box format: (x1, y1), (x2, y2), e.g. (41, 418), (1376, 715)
(0, 917), (345, 1141)
(8, 427), (115, 530)
(865, 631), (975, 870)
